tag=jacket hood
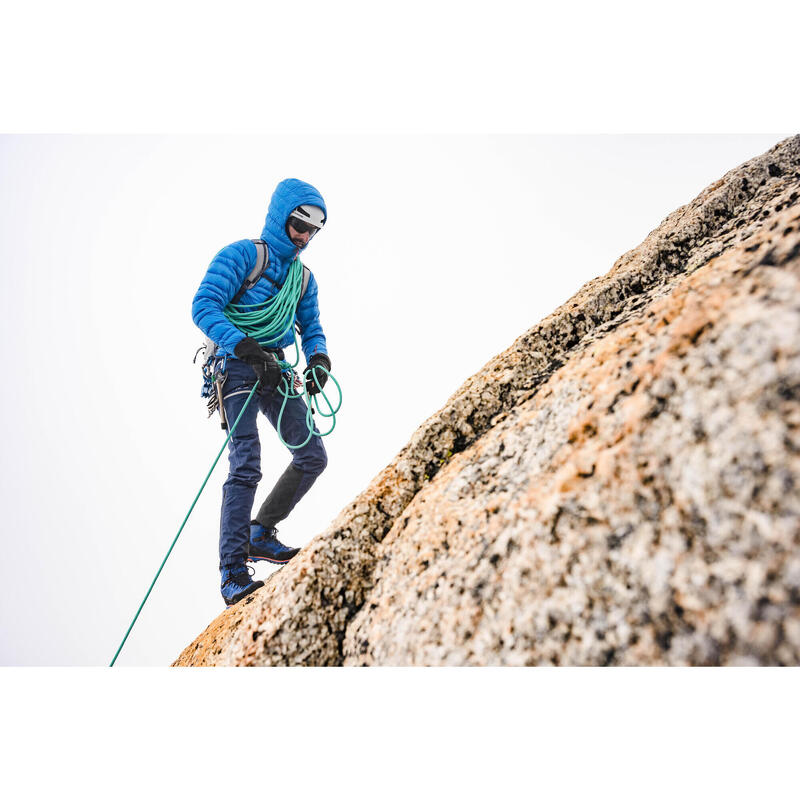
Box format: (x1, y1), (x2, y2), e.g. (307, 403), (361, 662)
(261, 178), (327, 264)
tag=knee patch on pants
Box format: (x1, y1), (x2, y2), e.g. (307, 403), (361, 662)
(294, 441), (328, 477)
(255, 464), (305, 529)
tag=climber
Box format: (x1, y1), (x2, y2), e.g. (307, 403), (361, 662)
(191, 179), (332, 607)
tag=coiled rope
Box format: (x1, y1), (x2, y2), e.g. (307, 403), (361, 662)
(223, 256), (342, 449)
(109, 257), (341, 665)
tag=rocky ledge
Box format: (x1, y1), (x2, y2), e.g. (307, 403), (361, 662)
(175, 136), (800, 666)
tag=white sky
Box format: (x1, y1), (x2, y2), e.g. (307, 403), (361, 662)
(1, 3), (798, 795)
(0, 133), (785, 666)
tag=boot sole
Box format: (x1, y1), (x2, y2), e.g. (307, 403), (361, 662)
(247, 552), (299, 564)
(224, 579), (264, 608)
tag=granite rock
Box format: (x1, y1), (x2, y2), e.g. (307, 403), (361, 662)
(174, 136), (800, 666)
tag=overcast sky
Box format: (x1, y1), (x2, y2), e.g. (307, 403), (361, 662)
(0, 133), (785, 666)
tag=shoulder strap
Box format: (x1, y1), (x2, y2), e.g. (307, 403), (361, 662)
(231, 240), (269, 305)
(294, 264), (313, 336)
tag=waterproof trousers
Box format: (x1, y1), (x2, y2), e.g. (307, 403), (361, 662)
(218, 358), (327, 569)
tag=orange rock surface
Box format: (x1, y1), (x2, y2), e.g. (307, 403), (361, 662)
(175, 136), (800, 666)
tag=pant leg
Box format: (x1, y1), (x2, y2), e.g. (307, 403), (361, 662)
(219, 360), (262, 569)
(254, 382), (328, 530)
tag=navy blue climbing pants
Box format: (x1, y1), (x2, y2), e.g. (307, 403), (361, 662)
(218, 357), (328, 569)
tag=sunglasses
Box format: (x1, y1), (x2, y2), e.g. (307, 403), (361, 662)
(287, 216), (322, 236)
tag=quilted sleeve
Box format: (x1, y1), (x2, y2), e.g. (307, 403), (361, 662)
(295, 269), (328, 362)
(191, 239), (256, 353)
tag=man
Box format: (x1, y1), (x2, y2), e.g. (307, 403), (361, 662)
(192, 178), (332, 607)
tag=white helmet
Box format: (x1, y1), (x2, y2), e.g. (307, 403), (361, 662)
(288, 204), (326, 231)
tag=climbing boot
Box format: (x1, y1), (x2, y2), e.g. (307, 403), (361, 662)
(220, 564), (264, 608)
(248, 523), (300, 564)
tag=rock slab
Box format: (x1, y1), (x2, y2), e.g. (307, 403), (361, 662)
(175, 136), (800, 666)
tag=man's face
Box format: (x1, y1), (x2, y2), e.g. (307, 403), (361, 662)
(287, 221), (312, 248)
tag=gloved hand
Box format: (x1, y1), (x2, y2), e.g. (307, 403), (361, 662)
(234, 336), (283, 390)
(304, 353), (331, 395)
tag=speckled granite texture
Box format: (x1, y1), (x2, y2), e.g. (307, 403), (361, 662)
(174, 136), (800, 666)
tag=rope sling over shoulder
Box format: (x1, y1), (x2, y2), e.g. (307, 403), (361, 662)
(110, 244), (341, 665)
(222, 246), (342, 449)
(197, 240), (341, 448)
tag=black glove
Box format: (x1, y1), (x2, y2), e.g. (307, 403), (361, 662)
(234, 336), (283, 390)
(304, 353), (331, 395)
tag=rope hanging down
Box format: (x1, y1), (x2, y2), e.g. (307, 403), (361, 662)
(109, 257), (341, 665)
(110, 381), (260, 666)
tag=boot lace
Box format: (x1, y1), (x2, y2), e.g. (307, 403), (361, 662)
(225, 565), (256, 588)
(254, 526), (279, 543)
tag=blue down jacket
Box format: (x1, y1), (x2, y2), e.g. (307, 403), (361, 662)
(191, 178), (328, 361)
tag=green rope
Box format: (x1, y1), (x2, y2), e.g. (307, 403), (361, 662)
(223, 256), (342, 449)
(110, 381), (261, 666)
(224, 257), (304, 357)
(274, 358), (343, 449)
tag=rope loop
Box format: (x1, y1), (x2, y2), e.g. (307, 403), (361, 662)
(223, 257), (341, 449)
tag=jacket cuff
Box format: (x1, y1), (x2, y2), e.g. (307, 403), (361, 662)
(308, 352), (331, 371)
